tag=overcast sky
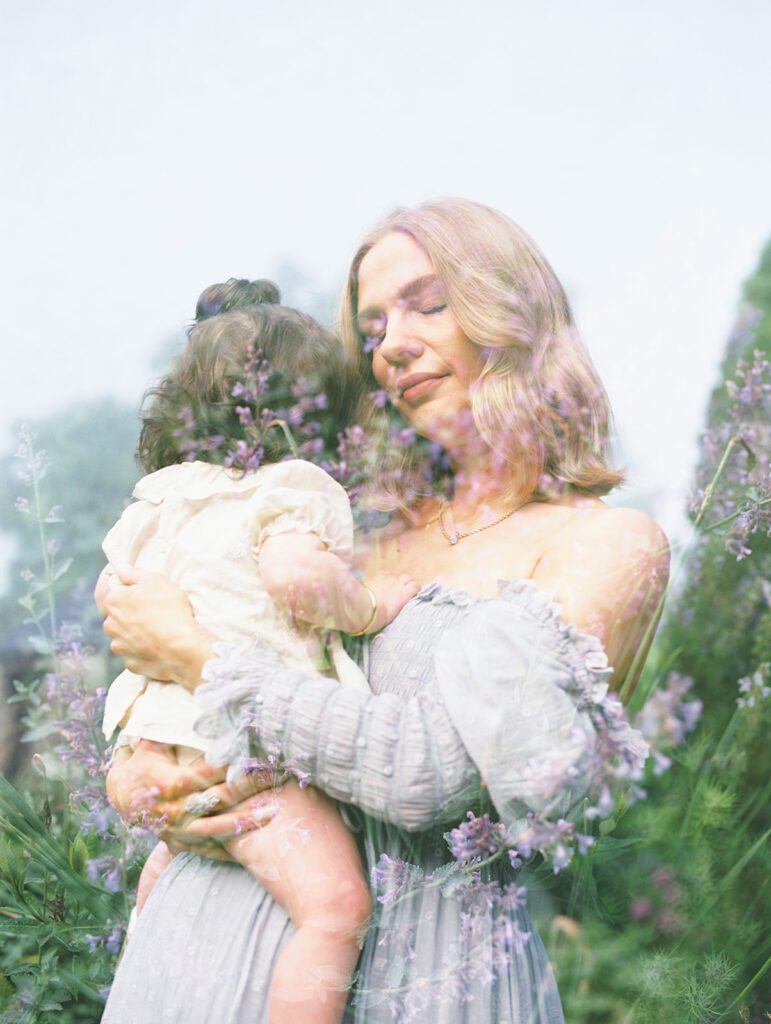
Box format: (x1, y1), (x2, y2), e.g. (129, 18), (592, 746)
(2, 0), (770, 588)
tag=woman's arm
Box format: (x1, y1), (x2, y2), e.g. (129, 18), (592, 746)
(189, 515), (662, 837)
(193, 640), (483, 834)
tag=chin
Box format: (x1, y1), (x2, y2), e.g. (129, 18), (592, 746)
(401, 402), (476, 448)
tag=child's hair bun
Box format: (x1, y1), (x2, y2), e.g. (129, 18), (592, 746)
(195, 278), (281, 321)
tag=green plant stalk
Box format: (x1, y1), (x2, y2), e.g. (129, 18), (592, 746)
(264, 417), (301, 459)
(620, 432), (758, 706)
(0, 777), (118, 919)
(693, 434), (755, 529)
(738, 773), (771, 827)
(678, 705), (743, 838)
(711, 952), (771, 1018)
(702, 495), (771, 535)
(28, 437), (57, 637)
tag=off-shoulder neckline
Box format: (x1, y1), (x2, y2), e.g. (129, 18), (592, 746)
(413, 578), (614, 701)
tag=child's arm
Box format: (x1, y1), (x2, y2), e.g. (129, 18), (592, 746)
(135, 841), (173, 916)
(259, 532), (417, 635)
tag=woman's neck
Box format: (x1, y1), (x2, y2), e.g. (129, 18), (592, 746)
(445, 441), (527, 522)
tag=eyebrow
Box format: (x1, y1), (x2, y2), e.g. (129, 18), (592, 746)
(356, 275), (442, 326)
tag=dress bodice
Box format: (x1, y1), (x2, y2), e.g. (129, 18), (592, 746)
(365, 582), (483, 699)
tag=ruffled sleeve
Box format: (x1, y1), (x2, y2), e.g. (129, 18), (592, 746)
(433, 589), (599, 831)
(194, 582), (646, 833)
(248, 460), (354, 561)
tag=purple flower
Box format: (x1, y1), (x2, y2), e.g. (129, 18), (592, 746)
(370, 854), (424, 907)
(448, 812), (507, 865)
(86, 855), (123, 894)
(629, 898), (653, 922)
(584, 785), (614, 821)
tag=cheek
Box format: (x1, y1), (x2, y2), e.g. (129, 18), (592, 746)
(371, 351), (389, 386)
(456, 341), (486, 386)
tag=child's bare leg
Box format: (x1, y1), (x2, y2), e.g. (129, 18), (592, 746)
(136, 841), (173, 916)
(224, 782), (371, 1024)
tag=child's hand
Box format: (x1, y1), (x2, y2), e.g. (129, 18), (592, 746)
(364, 571), (420, 633)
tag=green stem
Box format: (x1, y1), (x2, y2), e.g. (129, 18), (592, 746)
(29, 444), (57, 638)
(264, 418), (300, 459)
(701, 495), (771, 535)
(693, 434), (755, 529)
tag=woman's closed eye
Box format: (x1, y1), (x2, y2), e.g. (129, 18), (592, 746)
(359, 313), (387, 351)
(419, 303), (447, 316)
(362, 330), (385, 353)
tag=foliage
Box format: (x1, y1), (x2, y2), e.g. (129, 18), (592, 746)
(542, 241), (771, 1022)
(0, 430), (149, 1023)
(0, 398), (138, 640)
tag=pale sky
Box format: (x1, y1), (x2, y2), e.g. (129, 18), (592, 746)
(2, 0), (771, 588)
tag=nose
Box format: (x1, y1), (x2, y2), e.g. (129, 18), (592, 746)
(378, 309), (423, 367)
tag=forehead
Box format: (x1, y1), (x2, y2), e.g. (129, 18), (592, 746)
(357, 232), (435, 312)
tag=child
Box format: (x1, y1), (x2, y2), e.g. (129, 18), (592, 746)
(96, 279), (418, 1024)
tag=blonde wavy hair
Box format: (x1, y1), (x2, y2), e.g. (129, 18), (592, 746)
(339, 198), (625, 510)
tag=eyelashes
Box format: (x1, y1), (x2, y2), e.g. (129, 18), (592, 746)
(360, 304), (448, 352)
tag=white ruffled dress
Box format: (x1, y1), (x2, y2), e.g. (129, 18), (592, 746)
(101, 458), (366, 761)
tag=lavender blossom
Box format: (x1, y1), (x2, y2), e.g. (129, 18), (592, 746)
(448, 812), (507, 865)
(370, 853), (425, 907)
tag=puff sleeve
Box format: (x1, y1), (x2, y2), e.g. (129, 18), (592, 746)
(248, 460), (354, 561)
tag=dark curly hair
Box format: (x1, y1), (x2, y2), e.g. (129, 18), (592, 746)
(137, 279), (361, 473)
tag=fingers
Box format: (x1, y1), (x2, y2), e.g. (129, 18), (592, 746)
(153, 770), (270, 821)
(112, 564), (148, 585)
(163, 834), (236, 861)
(160, 760), (229, 803)
(180, 794), (280, 840)
(399, 573), (420, 596)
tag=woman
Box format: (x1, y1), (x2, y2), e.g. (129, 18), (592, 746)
(102, 198), (669, 1023)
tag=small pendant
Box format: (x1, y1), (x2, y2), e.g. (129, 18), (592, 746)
(450, 532), (460, 545)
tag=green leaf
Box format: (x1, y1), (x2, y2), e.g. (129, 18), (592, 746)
(68, 838), (89, 876)
(26, 635), (52, 656)
(21, 721), (57, 743)
(52, 557), (73, 582)
(589, 836), (643, 863)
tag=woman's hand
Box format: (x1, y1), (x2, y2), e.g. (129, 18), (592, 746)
(106, 740), (228, 824)
(102, 566), (215, 689)
(107, 741), (279, 858)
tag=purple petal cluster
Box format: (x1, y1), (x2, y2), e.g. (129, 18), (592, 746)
(370, 853), (425, 907)
(448, 811), (507, 865)
(689, 317), (771, 558)
(635, 671), (703, 773)
(84, 923), (125, 955)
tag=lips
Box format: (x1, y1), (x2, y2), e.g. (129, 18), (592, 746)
(397, 373), (447, 402)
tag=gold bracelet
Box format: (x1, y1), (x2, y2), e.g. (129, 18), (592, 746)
(348, 584), (378, 636)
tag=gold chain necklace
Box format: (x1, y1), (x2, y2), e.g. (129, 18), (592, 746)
(437, 499), (529, 546)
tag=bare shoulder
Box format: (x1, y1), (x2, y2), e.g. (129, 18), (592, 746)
(560, 504), (670, 568)
(532, 503), (670, 689)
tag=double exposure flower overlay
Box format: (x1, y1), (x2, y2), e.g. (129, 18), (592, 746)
(689, 313), (771, 560)
(0, 428), (153, 1018)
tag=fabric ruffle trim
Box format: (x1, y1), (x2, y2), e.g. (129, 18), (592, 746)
(417, 578), (613, 708)
(134, 461), (263, 504)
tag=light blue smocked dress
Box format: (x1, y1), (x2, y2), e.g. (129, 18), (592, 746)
(102, 579), (620, 1024)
